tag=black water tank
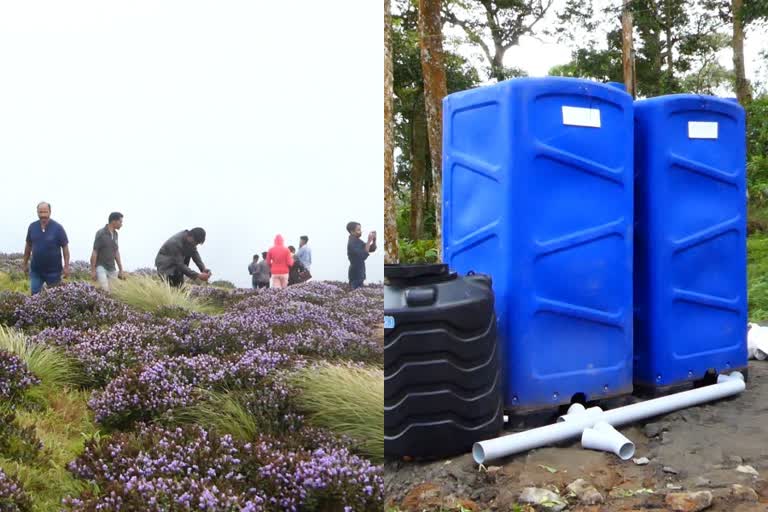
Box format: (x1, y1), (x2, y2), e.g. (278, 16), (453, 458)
(384, 263), (503, 459)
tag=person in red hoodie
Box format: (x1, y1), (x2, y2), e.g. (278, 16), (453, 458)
(266, 234), (293, 289)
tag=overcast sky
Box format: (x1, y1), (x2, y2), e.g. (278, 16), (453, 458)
(0, 1), (382, 288)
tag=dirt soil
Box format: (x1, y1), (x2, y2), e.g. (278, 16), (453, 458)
(385, 361), (768, 511)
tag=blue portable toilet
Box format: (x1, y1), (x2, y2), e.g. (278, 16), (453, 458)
(634, 95), (748, 390)
(442, 77), (634, 411)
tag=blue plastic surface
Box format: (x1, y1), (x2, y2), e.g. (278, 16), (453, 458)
(442, 77), (634, 410)
(634, 95), (747, 388)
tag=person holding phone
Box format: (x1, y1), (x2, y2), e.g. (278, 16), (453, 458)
(155, 227), (211, 288)
(346, 221), (376, 290)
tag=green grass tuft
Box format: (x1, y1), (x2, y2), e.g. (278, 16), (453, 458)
(0, 271), (29, 294)
(173, 390), (261, 441)
(110, 274), (222, 315)
(1, 387), (100, 511)
(749, 234), (768, 321)
(0, 326), (82, 389)
(289, 363), (383, 462)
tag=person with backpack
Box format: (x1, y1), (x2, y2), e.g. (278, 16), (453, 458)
(288, 245), (311, 286)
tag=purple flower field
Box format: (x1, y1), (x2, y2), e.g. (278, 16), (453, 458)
(0, 280), (384, 511)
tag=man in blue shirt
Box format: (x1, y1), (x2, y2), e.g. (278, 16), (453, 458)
(22, 202), (70, 295)
(346, 221), (376, 290)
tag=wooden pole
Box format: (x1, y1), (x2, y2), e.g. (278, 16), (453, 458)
(621, 0), (636, 98)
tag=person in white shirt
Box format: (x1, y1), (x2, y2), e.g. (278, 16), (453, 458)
(296, 235), (312, 271)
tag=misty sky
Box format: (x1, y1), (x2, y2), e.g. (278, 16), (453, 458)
(0, 1), (382, 288)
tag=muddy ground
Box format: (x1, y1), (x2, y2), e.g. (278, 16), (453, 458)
(385, 361), (768, 511)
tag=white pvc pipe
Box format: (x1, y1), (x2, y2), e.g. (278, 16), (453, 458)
(563, 403), (585, 415)
(600, 372), (744, 427)
(581, 421), (635, 460)
(472, 372), (744, 464)
(557, 405), (603, 423)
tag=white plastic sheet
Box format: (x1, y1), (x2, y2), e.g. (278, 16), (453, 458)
(747, 323), (768, 360)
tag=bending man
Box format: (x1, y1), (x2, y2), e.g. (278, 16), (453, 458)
(155, 227), (211, 287)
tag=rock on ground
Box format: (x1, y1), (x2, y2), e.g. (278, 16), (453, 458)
(664, 490), (713, 512)
(519, 487), (567, 511)
(566, 479), (604, 505)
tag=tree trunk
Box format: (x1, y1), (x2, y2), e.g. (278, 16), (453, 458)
(384, 0), (399, 264)
(491, 48), (506, 82)
(664, 1), (674, 92)
(732, 0), (752, 104)
(418, 0), (448, 260)
(410, 103), (427, 240)
(621, 0), (636, 98)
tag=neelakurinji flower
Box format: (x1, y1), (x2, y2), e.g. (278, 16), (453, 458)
(14, 282), (133, 332)
(65, 424), (383, 511)
(89, 349), (296, 428)
(0, 350), (39, 404)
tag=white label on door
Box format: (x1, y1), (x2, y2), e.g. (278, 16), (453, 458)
(384, 315), (395, 329)
(688, 121), (718, 139)
(562, 106), (601, 128)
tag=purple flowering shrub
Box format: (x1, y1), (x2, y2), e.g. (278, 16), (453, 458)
(30, 320), (179, 386)
(0, 292), (26, 327)
(53, 322), (170, 386)
(160, 314), (268, 356)
(65, 424), (384, 511)
(227, 285), (383, 361)
(217, 376), (305, 438)
(0, 351), (39, 404)
(0, 468), (32, 512)
(2, 280), (383, 508)
(30, 326), (95, 350)
(282, 282), (349, 305)
(14, 283), (133, 332)
(89, 350), (295, 428)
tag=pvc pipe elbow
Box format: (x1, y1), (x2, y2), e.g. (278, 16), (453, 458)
(581, 422), (635, 460)
(557, 405), (603, 424)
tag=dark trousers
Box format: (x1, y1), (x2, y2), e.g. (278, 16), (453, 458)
(30, 270), (62, 295)
(164, 257), (193, 288)
(350, 278), (365, 290)
(166, 273), (185, 288)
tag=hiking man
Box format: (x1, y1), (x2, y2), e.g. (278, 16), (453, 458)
(155, 227), (211, 288)
(248, 254), (259, 289)
(90, 212), (125, 291)
(296, 235), (312, 271)
(346, 221), (376, 290)
(248, 254), (270, 289)
(255, 251), (271, 289)
(22, 202), (70, 295)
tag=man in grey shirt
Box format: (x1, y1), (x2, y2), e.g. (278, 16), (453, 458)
(90, 212), (125, 291)
(155, 227), (211, 288)
(296, 235), (312, 271)
(249, 253), (270, 289)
